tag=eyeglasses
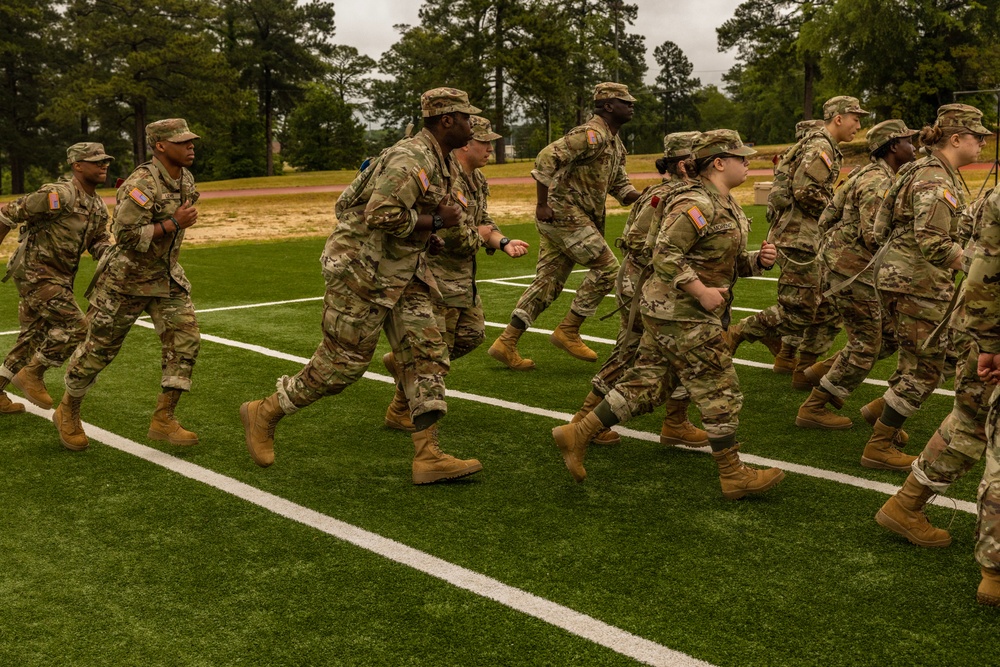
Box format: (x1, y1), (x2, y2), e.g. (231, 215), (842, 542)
(722, 155), (750, 166)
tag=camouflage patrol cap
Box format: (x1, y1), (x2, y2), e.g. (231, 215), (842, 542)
(67, 142), (114, 163)
(470, 116), (501, 142)
(420, 87), (481, 118)
(866, 119), (918, 153)
(822, 96), (869, 121)
(593, 82), (636, 102)
(936, 103), (991, 136)
(662, 131), (699, 159)
(693, 129), (757, 159)
(146, 118), (200, 145)
(795, 120), (825, 140)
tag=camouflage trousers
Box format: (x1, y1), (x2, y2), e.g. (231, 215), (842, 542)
(605, 318), (741, 439)
(911, 331), (989, 493)
(820, 272), (898, 400)
(276, 277), (448, 420)
(64, 283), (200, 396)
(976, 387), (1000, 570)
(511, 220), (618, 326)
(879, 290), (950, 417)
(1, 279), (88, 378)
(436, 296), (485, 362)
(740, 248), (840, 356)
(591, 255), (687, 401)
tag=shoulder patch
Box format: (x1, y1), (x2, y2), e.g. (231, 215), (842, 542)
(128, 188), (150, 207)
(650, 195), (660, 209)
(686, 206), (708, 230)
(820, 151), (833, 168)
(417, 169), (430, 193)
(943, 189), (958, 209)
(47, 191), (60, 210)
(455, 190), (468, 208)
(586, 129), (598, 145)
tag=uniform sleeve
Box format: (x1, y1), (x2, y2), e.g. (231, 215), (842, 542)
(477, 175), (499, 233)
(113, 172), (157, 252)
(651, 196), (709, 288)
(0, 186), (68, 229)
(961, 192), (1000, 352)
(608, 148), (638, 205)
(87, 204), (113, 261)
(910, 180), (963, 268)
(791, 139), (836, 219)
(364, 150), (422, 237)
(857, 170), (892, 251)
(531, 127), (598, 187)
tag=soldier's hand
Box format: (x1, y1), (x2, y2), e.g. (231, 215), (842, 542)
(758, 240), (777, 267)
(504, 239), (530, 258)
(173, 201), (198, 229)
(697, 286), (728, 312)
(978, 353), (1000, 385)
(535, 203), (554, 222)
(427, 234), (444, 255)
(436, 200), (461, 228)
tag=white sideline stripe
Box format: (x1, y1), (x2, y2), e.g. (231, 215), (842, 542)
(495, 269), (777, 283)
(21, 400), (709, 667)
(1, 329), (17, 336)
(129, 319), (972, 515)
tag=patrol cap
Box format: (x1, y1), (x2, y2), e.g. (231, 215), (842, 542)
(936, 103), (991, 136)
(693, 129), (757, 159)
(67, 142), (114, 163)
(146, 118), (200, 145)
(662, 131), (699, 159)
(470, 115), (501, 142)
(421, 87), (481, 118)
(795, 120), (824, 140)
(822, 96), (869, 121)
(594, 82), (636, 102)
(866, 119), (918, 153)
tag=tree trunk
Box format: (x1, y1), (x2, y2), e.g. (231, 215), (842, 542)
(265, 70), (274, 176)
(803, 56), (816, 120)
(133, 101), (147, 165)
(494, 1), (507, 164)
(10, 154), (24, 195)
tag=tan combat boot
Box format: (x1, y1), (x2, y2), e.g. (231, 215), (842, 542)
(860, 397), (909, 445)
(52, 393), (88, 451)
(978, 567), (1000, 607)
(552, 411), (603, 483)
(0, 392), (25, 414)
(875, 472), (951, 547)
(773, 341), (797, 375)
(382, 352), (415, 432)
(861, 420), (917, 470)
(711, 444), (785, 499)
(802, 351), (840, 388)
(240, 393), (285, 467)
(488, 324), (536, 370)
(550, 311), (597, 362)
(148, 389), (199, 446)
(722, 320), (745, 354)
(571, 391), (620, 446)
(660, 397), (708, 447)
(12, 358), (53, 409)
(791, 352), (818, 391)
(411, 425), (482, 484)
(795, 387), (853, 430)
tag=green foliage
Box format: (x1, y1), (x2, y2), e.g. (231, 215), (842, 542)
(282, 84), (367, 172)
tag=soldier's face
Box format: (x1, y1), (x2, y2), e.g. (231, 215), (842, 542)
(160, 140), (196, 168)
(608, 98), (634, 124)
(467, 139), (493, 168)
(75, 160), (109, 187)
(444, 113), (474, 150)
(893, 137), (916, 164)
(835, 113), (862, 142)
(720, 155), (750, 187)
(955, 132), (987, 163)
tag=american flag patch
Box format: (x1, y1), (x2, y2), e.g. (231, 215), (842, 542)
(47, 192), (60, 210)
(455, 190), (468, 208)
(943, 189), (958, 208)
(650, 195), (660, 208)
(128, 188), (150, 206)
(417, 169), (430, 193)
(586, 129), (598, 145)
(820, 151), (833, 168)
(687, 206), (708, 230)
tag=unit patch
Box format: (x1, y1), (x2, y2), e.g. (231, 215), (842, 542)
(650, 195), (661, 208)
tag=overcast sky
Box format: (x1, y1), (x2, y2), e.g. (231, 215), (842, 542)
(334, 0), (743, 89)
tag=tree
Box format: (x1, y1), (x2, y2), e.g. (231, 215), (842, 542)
(694, 85), (740, 132)
(282, 83), (366, 172)
(653, 40), (701, 133)
(327, 45), (375, 103)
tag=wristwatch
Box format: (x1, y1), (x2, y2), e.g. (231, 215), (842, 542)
(499, 237), (511, 251)
(431, 213), (445, 231)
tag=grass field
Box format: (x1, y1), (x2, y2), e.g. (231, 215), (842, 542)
(1, 207), (997, 666)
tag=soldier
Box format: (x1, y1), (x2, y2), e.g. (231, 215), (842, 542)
(795, 120), (918, 431)
(383, 115), (529, 431)
(728, 96), (869, 390)
(240, 88), (483, 485)
(55, 119), (203, 452)
(0, 143), (113, 414)
(859, 104), (989, 470)
(488, 82), (641, 370)
(571, 131), (707, 448)
(551, 130), (785, 499)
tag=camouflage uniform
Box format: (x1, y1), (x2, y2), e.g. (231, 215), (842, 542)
(0, 144), (112, 383)
(65, 134), (202, 396)
(509, 89), (638, 328)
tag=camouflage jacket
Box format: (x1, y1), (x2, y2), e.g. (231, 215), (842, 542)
(820, 159), (894, 283)
(323, 128), (456, 308)
(531, 114), (637, 231)
(768, 128), (842, 253)
(426, 160), (496, 308)
(640, 179), (765, 324)
(875, 153), (965, 298)
(618, 176), (695, 262)
(97, 158), (199, 298)
(1, 177), (111, 288)
(957, 187), (1000, 352)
